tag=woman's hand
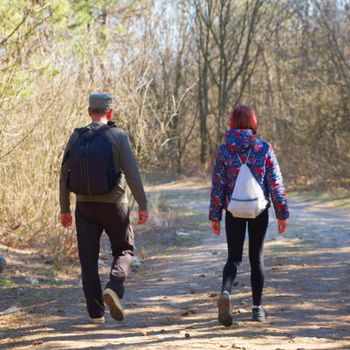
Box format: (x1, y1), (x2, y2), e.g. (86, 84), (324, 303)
(211, 220), (221, 236)
(278, 219), (287, 234)
(138, 210), (149, 224)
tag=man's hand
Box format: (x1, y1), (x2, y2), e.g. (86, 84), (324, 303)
(211, 220), (221, 236)
(138, 210), (149, 225)
(278, 219), (287, 234)
(61, 213), (72, 228)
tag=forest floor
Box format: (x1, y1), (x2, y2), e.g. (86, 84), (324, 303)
(0, 178), (350, 350)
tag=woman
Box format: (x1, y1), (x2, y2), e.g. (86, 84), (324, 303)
(209, 104), (289, 325)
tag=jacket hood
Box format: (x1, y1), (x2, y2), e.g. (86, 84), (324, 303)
(225, 129), (257, 152)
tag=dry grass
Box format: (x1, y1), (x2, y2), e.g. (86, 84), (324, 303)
(0, 62), (177, 265)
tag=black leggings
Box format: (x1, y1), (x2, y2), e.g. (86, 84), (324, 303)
(222, 209), (269, 305)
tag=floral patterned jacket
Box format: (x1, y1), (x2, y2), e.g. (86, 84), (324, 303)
(209, 129), (289, 221)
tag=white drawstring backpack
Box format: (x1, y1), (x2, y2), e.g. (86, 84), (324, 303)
(227, 148), (268, 219)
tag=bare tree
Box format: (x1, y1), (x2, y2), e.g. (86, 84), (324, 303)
(194, 0), (286, 162)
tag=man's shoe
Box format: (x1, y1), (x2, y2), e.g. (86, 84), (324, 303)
(89, 316), (105, 324)
(217, 293), (233, 326)
(103, 288), (125, 321)
(252, 307), (266, 322)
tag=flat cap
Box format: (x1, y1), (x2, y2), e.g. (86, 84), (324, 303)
(89, 93), (113, 110)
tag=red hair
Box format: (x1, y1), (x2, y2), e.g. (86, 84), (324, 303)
(229, 104), (257, 132)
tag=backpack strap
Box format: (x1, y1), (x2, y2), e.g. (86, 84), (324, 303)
(74, 122), (116, 136)
(74, 126), (90, 135)
(107, 121), (117, 127)
(236, 147), (252, 165)
(94, 121), (117, 136)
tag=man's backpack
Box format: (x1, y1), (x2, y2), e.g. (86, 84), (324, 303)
(66, 122), (119, 195)
(227, 148), (268, 219)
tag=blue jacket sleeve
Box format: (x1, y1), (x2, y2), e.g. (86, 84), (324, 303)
(265, 145), (289, 220)
(209, 146), (226, 221)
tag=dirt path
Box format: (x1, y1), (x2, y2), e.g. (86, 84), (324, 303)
(1, 183), (350, 350)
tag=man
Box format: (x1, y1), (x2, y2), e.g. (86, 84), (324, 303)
(59, 93), (148, 324)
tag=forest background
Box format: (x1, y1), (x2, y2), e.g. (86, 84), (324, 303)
(0, 0), (349, 259)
